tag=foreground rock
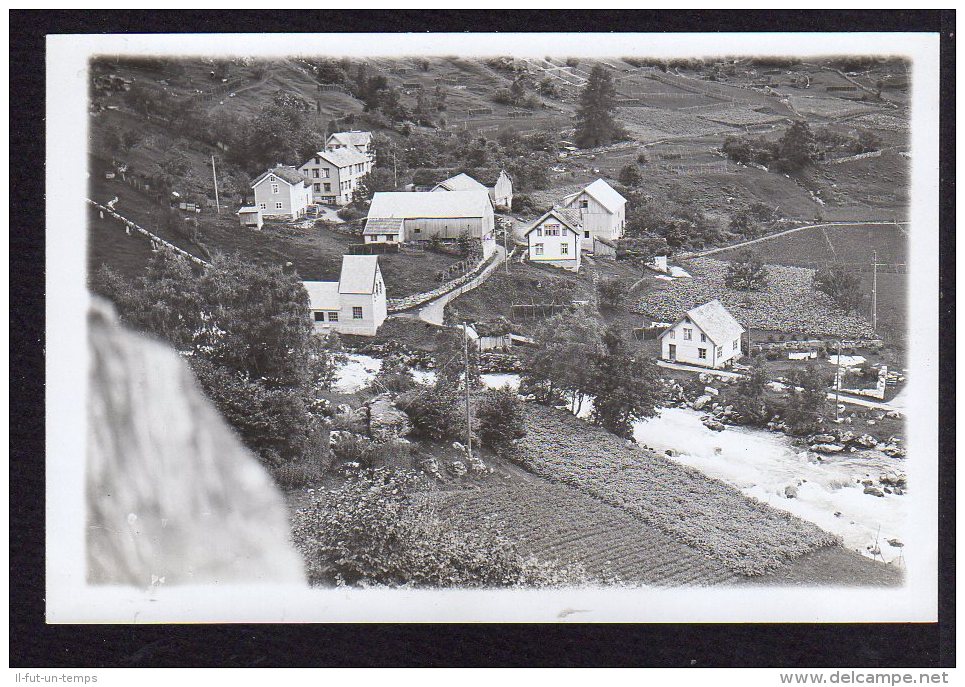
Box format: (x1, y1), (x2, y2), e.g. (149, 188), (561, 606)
(365, 393), (413, 441)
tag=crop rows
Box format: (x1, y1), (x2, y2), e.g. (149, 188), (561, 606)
(433, 480), (739, 586)
(511, 405), (840, 577)
(634, 258), (877, 339)
(617, 107), (734, 142)
(696, 107), (787, 127)
(786, 95), (879, 119)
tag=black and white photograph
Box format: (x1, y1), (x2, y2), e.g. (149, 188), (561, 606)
(37, 25), (945, 635)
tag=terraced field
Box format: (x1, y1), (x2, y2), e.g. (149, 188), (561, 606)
(617, 106), (734, 142)
(434, 481), (740, 586)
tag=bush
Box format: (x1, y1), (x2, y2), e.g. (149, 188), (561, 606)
(724, 251), (769, 290)
(291, 469), (583, 587)
(476, 387), (527, 454)
(332, 433), (411, 470)
(813, 265), (863, 312)
(596, 277), (627, 309)
(336, 205), (365, 222)
(399, 385), (465, 442)
(618, 163), (641, 187)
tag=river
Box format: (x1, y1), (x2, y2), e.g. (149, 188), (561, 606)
(333, 355), (907, 563)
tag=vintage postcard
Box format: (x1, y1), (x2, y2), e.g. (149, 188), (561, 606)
(45, 30), (940, 623)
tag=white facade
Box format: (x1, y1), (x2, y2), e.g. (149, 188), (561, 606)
(658, 300), (745, 369)
(326, 131), (374, 160)
(298, 149), (372, 206)
(561, 179), (627, 250)
(304, 255), (387, 337)
(366, 190), (495, 242)
(252, 169), (313, 220)
(524, 209), (582, 271)
(491, 170), (513, 211)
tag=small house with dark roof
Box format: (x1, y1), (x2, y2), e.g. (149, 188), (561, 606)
(658, 299), (746, 368)
(302, 255), (387, 337)
(523, 207), (583, 271)
(251, 166), (313, 220)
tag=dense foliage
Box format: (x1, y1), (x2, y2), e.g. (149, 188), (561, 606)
(813, 265), (864, 312)
(475, 386), (528, 455)
(574, 65), (624, 148)
(291, 469), (581, 587)
(724, 250), (769, 290)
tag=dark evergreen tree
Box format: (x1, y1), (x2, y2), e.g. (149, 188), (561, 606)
(574, 65), (621, 149)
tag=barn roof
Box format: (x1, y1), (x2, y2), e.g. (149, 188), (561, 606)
(303, 281), (340, 311)
(338, 255), (381, 294)
(562, 178), (627, 213)
(367, 190), (493, 219)
(522, 207), (583, 236)
(363, 218), (404, 236)
(433, 172), (489, 192)
(252, 166), (308, 188)
(237, 206), (260, 214)
(310, 147), (369, 168)
(328, 130), (373, 148)
(661, 299), (745, 345)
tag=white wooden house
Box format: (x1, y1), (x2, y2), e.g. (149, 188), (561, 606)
(303, 255), (387, 337)
(237, 206), (263, 230)
(364, 190), (495, 243)
(561, 178), (627, 250)
(523, 207), (582, 271)
(658, 300), (745, 369)
(251, 167), (313, 220)
(298, 148), (372, 206)
(326, 130), (374, 161)
(432, 171), (513, 211)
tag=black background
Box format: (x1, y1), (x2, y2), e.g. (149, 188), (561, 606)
(9, 9), (955, 668)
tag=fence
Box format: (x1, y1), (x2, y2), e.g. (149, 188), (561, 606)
(88, 199), (209, 268)
(510, 302), (571, 319)
(348, 242), (400, 255)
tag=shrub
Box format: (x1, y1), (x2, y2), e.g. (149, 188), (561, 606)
(332, 433), (411, 469)
(813, 265), (863, 312)
(618, 163), (641, 187)
(336, 205), (365, 222)
(476, 387), (527, 454)
(724, 251), (769, 290)
(399, 385), (465, 442)
(596, 277), (627, 309)
(291, 469), (581, 587)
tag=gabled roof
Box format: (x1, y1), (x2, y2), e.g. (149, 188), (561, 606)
(523, 207), (583, 236)
(327, 131), (372, 149)
(306, 148), (369, 169)
(252, 166), (309, 188)
(367, 190), (493, 219)
(338, 255), (381, 294)
(303, 281), (340, 311)
(363, 218), (404, 236)
(562, 178), (627, 213)
(659, 299), (745, 345)
(432, 173), (489, 193)
(237, 206), (260, 214)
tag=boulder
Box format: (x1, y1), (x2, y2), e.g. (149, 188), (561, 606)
(886, 410), (903, 420)
(812, 433), (836, 443)
(693, 394), (712, 410)
(704, 386), (719, 396)
(784, 485), (798, 499)
(448, 460), (468, 477)
(811, 443), (845, 454)
(863, 486), (885, 498)
(855, 433), (879, 448)
(365, 394), (412, 442)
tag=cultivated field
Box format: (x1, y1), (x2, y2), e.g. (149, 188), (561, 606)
(514, 404), (840, 576)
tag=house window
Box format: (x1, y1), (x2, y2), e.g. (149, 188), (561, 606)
(717, 346), (723, 357)
(259, 203), (266, 210)
(271, 184), (279, 194)
(269, 175), (275, 182)
(328, 311), (339, 322)
(698, 348), (707, 360)
(561, 243), (569, 255)
(353, 306), (363, 320)
(584, 231), (590, 238)
(536, 227), (542, 237)
(733, 339), (739, 350)
(313, 169), (320, 178)
(314, 157), (320, 165)
(275, 202), (283, 209)
(313, 312), (325, 322)
(534, 243), (544, 256)
(324, 183), (331, 192)
(313, 184), (320, 192)
(700, 333), (707, 342)
(579, 199), (588, 209)
(683, 328), (693, 341)
(667, 330), (674, 339)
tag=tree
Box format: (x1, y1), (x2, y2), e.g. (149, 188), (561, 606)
(596, 277), (627, 310)
(776, 120), (816, 171)
(781, 364), (832, 435)
(724, 354), (770, 426)
(475, 386), (527, 455)
(398, 384), (464, 443)
(813, 265), (863, 312)
(616, 235), (669, 266)
(585, 328), (664, 439)
(725, 250), (769, 290)
(618, 163), (641, 187)
(574, 65), (622, 149)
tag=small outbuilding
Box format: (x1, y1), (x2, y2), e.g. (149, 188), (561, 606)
(237, 206), (263, 230)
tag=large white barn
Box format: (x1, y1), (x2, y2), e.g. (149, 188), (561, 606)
(658, 300), (746, 369)
(364, 190), (495, 243)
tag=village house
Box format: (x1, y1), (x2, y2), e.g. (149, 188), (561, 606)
(303, 255), (387, 337)
(251, 167), (313, 220)
(431, 170), (513, 211)
(659, 299), (746, 369)
(364, 190), (496, 247)
(561, 178), (627, 250)
(298, 148), (372, 206)
(236, 206), (263, 230)
(326, 130), (374, 161)
(523, 207), (583, 271)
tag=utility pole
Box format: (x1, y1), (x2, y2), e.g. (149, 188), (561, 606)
(871, 250), (878, 332)
(211, 155), (221, 215)
(834, 338), (842, 423)
(392, 152), (398, 189)
(463, 322), (472, 459)
(504, 222), (510, 274)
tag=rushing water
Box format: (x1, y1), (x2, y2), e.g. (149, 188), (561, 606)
(333, 356), (907, 563)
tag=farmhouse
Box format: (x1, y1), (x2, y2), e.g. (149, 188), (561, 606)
(523, 207), (582, 271)
(659, 299), (745, 369)
(561, 178), (627, 250)
(364, 190), (496, 243)
(303, 255), (387, 337)
(251, 167), (313, 220)
(298, 148), (372, 206)
(236, 206), (263, 230)
(431, 171), (513, 211)
(326, 130), (374, 160)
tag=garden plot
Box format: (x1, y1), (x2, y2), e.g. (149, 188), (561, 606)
(514, 404), (839, 576)
(786, 95), (880, 120)
(634, 258), (876, 339)
(696, 106), (788, 127)
(848, 112), (910, 133)
(434, 481), (739, 586)
(617, 107), (735, 143)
